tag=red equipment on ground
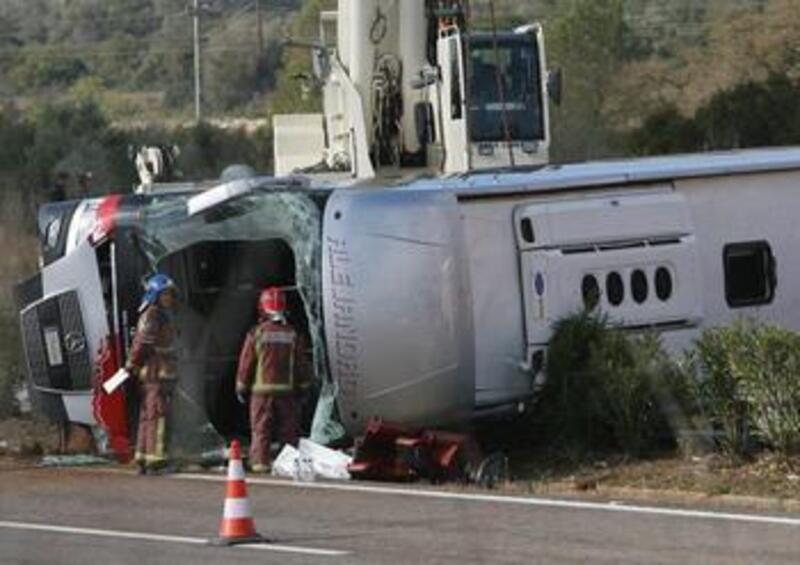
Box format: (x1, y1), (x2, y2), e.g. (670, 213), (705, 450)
(348, 418), (484, 484)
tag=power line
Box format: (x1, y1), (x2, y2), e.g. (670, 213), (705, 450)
(0, 44), (267, 59)
(0, 2), (297, 42)
(0, 41), (190, 56)
(0, 13), (191, 43)
(0, 2), (294, 51)
(2, 8), (189, 30)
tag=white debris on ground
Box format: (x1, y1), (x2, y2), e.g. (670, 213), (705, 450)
(39, 454), (110, 467)
(272, 438), (352, 481)
(14, 384), (31, 415)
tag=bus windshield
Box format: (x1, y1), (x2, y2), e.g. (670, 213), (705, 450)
(468, 34), (544, 143)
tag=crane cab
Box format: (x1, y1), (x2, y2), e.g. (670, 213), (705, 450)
(273, 1), (553, 180)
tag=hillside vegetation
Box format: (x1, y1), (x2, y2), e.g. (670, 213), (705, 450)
(1, 0), (800, 416)
(0, 0), (299, 118)
(1, 0), (798, 156)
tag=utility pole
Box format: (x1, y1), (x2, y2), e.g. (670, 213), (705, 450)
(192, 0), (202, 122)
(256, 0), (264, 55)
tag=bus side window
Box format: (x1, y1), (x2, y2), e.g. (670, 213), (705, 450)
(723, 240), (776, 307)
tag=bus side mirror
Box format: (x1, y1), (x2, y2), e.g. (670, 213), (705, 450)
(415, 102), (436, 146)
(547, 68), (562, 106)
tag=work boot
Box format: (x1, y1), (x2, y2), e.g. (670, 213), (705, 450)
(146, 461), (178, 476)
(250, 462), (271, 474)
(147, 465), (176, 476)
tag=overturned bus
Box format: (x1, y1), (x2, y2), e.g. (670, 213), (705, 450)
(16, 175), (482, 460)
(17, 146), (800, 460)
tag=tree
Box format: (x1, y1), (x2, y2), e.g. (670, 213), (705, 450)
(609, 0), (800, 130)
(89, 33), (148, 89)
(696, 73), (800, 149)
(626, 72), (800, 155)
(106, 0), (159, 38)
(546, 0), (633, 161)
(0, 107), (33, 183)
(625, 104), (701, 155)
(205, 15), (284, 112)
(268, 0), (335, 115)
(135, 10), (194, 108)
(21, 101), (132, 197)
(7, 51), (89, 90)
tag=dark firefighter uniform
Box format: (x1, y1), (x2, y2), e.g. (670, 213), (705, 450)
(127, 276), (178, 472)
(236, 313), (311, 472)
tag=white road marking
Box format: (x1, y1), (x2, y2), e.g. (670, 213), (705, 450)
(0, 520), (349, 557)
(175, 473), (800, 528)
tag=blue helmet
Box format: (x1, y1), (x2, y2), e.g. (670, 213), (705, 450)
(139, 273), (177, 311)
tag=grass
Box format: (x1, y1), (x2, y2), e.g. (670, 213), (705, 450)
(476, 403), (800, 503)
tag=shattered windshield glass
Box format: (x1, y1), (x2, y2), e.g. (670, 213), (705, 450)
(129, 186), (331, 461)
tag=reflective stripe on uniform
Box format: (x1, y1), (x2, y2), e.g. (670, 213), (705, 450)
(155, 416), (166, 460)
(257, 330), (296, 345)
(251, 382), (294, 394)
(251, 324), (297, 392)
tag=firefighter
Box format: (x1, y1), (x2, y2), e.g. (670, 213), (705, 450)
(235, 287), (307, 473)
(126, 273), (179, 475)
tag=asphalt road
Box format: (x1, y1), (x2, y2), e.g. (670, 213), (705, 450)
(0, 465), (798, 564)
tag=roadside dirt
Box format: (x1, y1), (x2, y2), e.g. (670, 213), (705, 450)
(2, 417), (799, 512)
(502, 447), (800, 513)
(0, 417), (59, 458)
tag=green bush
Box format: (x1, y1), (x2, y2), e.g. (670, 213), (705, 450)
(542, 312), (682, 455)
(541, 311), (610, 447)
(590, 330), (677, 456)
(741, 325), (800, 455)
(684, 325), (751, 457)
(742, 325), (800, 454)
(689, 320), (800, 456)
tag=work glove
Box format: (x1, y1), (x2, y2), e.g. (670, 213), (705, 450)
(124, 363), (139, 381)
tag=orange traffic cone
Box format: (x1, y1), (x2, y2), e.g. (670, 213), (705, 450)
(213, 440), (266, 546)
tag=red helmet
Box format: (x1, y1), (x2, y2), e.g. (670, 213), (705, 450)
(259, 287), (286, 316)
